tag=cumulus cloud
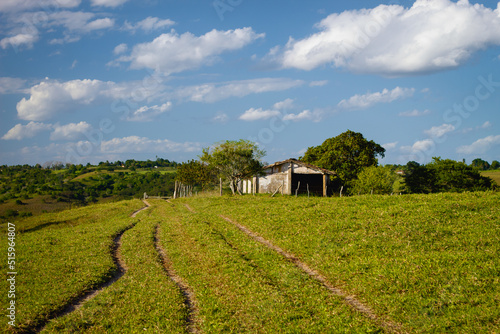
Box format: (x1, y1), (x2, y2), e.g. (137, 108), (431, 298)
(17, 79), (111, 121)
(273, 98), (295, 110)
(126, 102), (172, 122)
(50, 122), (92, 141)
(337, 87), (414, 110)
(2, 122), (52, 140)
(424, 123), (455, 138)
(309, 80), (329, 87)
(117, 27), (264, 74)
(457, 135), (500, 154)
(123, 17), (175, 33)
(174, 78), (304, 103)
(239, 108), (281, 121)
(401, 139), (435, 155)
(0, 34), (38, 50)
(101, 136), (202, 154)
(282, 110), (317, 122)
(274, 0), (500, 76)
(399, 109), (431, 117)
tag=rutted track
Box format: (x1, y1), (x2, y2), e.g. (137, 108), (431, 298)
(154, 224), (200, 334)
(32, 200), (151, 333)
(219, 215), (405, 334)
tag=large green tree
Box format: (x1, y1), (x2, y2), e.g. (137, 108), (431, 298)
(176, 160), (215, 190)
(300, 130), (385, 187)
(200, 140), (265, 194)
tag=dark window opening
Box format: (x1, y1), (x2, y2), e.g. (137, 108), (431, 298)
(291, 173), (323, 196)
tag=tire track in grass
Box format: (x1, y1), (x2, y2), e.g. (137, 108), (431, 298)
(154, 224), (200, 334)
(219, 214), (405, 334)
(33, 201), (151, 333)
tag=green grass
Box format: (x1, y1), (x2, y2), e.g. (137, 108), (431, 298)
(43, 200), (188, 333)
(156, 201), (379, 333)
(0, 200), (145, 332)
(3, 192), (499, 333)
(185, 192), (500, 333)
(481, 170), (500, 185)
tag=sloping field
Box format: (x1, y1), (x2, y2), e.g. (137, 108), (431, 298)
(1, 192), (499, 333)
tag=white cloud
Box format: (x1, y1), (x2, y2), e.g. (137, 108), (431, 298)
(383, 141), (398, 150)
(123, 17), (175, 33)
(0, 34), (38, 50)
(309, 80), (329, 87)
(175, 78), (304, 103)
(481, 121), (492, 129)
(282, 110), (317, 122)
(239, 108), (281, 121)
(457, 135), (500, 154)
(17, 79), (111, 121)
(337, 87), (414, 110)
(0, 77), (27, 94)
(0, 0), (80, 12)
(213, 113), (229, 123)
(274, 0), (500, 76)
(42, 11), (114, 32)
(2, 122), (52, 140)
(126, 102), (172, 122)
(273, 98), (295, 110)
(401, 139), (435, 154)
(113, 43), (128, 55)
(50, 122), (92, 141)
(90, 0), (128, 7)
(118, 27), (264, 74)
(101, 136), (202, 154)
(424, 123), (455, 138)
(399, 109), (431, 117)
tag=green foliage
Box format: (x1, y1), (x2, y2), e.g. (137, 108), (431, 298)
(301, 130), (385, 188)
(176, 160), (215, 190)
(490, 160), (500, 170)
(200, 139), (265, 194)
(351, 166), (399, 195)
(405, 158), (494, 193)
(471, 158), (491, 170)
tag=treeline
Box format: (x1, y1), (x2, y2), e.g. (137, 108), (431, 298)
(0, 159), (178, 207)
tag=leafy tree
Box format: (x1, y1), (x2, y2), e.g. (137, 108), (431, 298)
(200, 140), (265, 195)
(176, 160), (215, 190)
(471, 158), (491, 170)
(490, 160), (500, 170)
(405, 158), (494, 193)
(429, 157), (493, 192)
(404, 161), (437, 194)
(350, 166), (399, 195)
(300, 130), (385, 188)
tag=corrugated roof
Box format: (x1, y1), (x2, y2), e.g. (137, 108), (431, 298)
(262, 158), (336, 175)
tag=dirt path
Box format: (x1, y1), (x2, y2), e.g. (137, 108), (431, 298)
(154, 224), (200, 333)
(35, 223), (136, 333)
(219, 215), (405, 334)
(131, 199), (151, 217)
(33, 202), (151, 332)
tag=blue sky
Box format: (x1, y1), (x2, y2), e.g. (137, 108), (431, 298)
(1, 0), (500, 166)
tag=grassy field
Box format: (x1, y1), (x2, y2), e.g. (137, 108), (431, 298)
(2, 192), (499, 333)
(481, 170), (500, 186)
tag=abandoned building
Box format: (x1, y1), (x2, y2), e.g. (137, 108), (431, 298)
(241, 158), (336, 197)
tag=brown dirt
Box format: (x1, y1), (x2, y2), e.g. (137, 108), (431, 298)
(154, 224), (200, 333)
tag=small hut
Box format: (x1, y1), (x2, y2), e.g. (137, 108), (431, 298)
(241, 158), (336, 196)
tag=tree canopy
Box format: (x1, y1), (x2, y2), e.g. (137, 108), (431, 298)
(300, 130), (385, 187)
(200, 140), (265, 194)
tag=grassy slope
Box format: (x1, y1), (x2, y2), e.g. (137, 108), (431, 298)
(184, 192), (500, 333)
(3, 192), (499, 333)
(0, 200), (145, 332)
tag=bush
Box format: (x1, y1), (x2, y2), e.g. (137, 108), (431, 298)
(350, 166), (399, 195)
(15, 199), (23, 205)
